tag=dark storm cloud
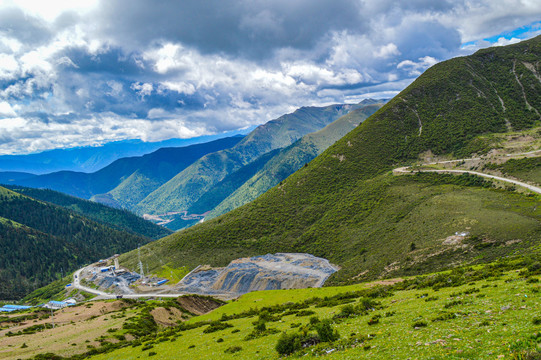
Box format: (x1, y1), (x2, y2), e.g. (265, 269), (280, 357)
(59, 46), (148, 76)
(96, 0), (367, 58)
(395, 21), (462, 60)
(0, 7), (52, 46)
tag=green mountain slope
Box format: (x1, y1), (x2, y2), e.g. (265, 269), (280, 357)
(185, 149), (282, 216)
(3, 185), (172, 240)
(0, 186), (155, 300)
(206, 104), (383, 219)
(121, 36), (541, 284)
(136, 100), (380, 215)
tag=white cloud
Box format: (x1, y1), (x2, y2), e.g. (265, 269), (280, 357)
(1, 0), (541, 155)
(0, 36), (22, 53)
(374, 43), (400, 58)
(0, 101), (16, 117)
(158, 81), (196, 95)
(106, 81), (123, 97)
(131, 82), (153, 98)
(0, 54), (19, 80)
(397, 56), (439, 76)
(492, 36), (522, 46)
(0, 0), (98, 22)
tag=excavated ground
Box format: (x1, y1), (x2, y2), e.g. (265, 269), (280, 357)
(175, 253), (339, 297)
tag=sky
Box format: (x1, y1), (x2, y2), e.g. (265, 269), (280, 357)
(1, 1), (541, 155)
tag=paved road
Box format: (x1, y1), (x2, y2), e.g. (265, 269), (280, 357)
(394, 162), (541, 195)
(73, 268), (114, 298)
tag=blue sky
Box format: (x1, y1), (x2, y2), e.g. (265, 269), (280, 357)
(462, 20), (541, 48)
(0, 0), (541, 155)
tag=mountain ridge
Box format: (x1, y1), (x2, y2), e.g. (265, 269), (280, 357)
(136, 100), (381, 215)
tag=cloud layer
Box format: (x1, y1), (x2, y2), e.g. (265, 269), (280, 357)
(1, 0), (541, 154)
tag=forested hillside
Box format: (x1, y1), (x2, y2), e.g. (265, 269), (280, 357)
(0, 186), (155, 299)
(3, 185), (171, 239)
(122, 36), (541, 284)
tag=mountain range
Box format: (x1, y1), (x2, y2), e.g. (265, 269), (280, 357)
(120, 35), (541, 284)
(0, 100), (383, 231)
(3, 136), (244, 204)
(0, 128), (253, 175)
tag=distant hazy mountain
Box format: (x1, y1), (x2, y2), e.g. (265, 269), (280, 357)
(136, 100), (380, 216)
(5, 136), (243, 201)
(0, 128), (253, 174)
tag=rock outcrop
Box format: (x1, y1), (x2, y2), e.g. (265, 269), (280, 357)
(176, 253), (338, 296)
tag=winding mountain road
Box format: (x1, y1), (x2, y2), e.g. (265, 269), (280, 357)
(393, 152), (541, 195)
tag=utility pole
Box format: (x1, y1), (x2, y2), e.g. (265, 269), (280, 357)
(138, 246), (144, 278)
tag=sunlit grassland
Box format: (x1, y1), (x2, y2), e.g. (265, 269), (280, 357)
(90, 268), (541, 360)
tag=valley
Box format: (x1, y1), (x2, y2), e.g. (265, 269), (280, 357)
(2, 22), (541, 360)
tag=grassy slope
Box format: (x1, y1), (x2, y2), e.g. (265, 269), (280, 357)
(83, 260), (541, 360)
(103, 136), (244, 209)
(186, 149), (282, 216)
(136, 101), (379, 215)
(4, 185), (171, 240)
(207, 104), (383, 219)
(121, 36), (541, 284)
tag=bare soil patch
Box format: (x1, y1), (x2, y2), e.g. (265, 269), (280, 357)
(177, 296), (223, 315)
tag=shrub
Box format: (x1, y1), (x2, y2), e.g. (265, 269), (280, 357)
(224, 346), (242, 354)
(295, 310), (316, 317)
(335, 304), (356, 318)
(367, 315), (381, 326)
(316, 320), (340, 342)
(216, 338), (224, 343)
(275, 332), (302, 355)
(254, 320), (266, 332)
(432, 312), (456, 322)
(203, 321), (233, 333)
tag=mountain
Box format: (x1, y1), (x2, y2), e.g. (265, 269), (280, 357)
(203, 104), (383, 220)
(136, 100), (381, 215)
(6, 136), (243, 202)
(0, 171), (36, 184)
(0, 186), (157, 299)
(2, 185), (172, 240)
(121, 36), (541, 285)
(0, 128), (253, 174)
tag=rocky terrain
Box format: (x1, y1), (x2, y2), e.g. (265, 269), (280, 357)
(176, 253), (338, 296)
